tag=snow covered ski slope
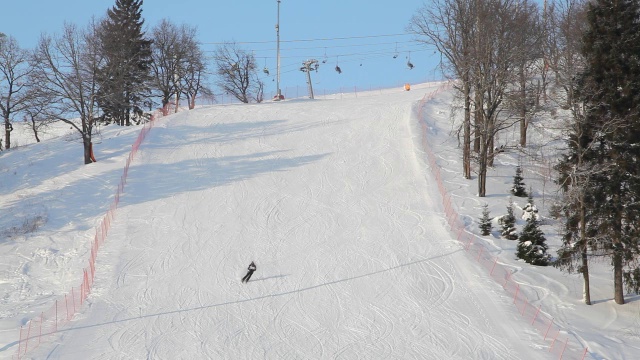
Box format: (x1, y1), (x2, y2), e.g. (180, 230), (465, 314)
(14, 84), (560, 359)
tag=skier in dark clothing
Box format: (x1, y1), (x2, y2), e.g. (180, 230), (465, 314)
(242, 261), (256, 283)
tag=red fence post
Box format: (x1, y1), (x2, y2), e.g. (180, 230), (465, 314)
(531, 305), (541, 325)
(490, 257), (498, 275)
(544, 317), (554, 340)
(559, 337), (569, 359)
(581, 347), (589, 360)
(521, 299), (528, 316)
(503, 271), (511, 288)
(17, 325), (22, 357)
(39, 312), (43, 345)
(549, 329), (559, 352)
(65, 294), (69, 321)
(465, 235), (473, 251)
(71, 287), (76, 314)
(24, 320), (31, 355)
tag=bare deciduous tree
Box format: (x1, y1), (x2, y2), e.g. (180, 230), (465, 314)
(545, 0), (588, 109)
(150, 19), (210, 114)
(214, 43), (263, 104)
(409, 0), (476, 179)
(22, 87), (56, 143)
(150, 19), (180, 114)
(411, 0), (542, 193)
(181, 43), (211, 109)
(471, 0), (535, 197)
(0, 34), (33, 150)
(509, 0), (543, 147)
(31, 22), (103, 164)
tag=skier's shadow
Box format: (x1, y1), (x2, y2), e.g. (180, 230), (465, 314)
(249, 274), (289, 282)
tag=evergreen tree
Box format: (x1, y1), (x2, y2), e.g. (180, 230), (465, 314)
(517, 216), (550, 266)
(500, 199), (518, 240)
(554, 31), (602, 304)
(575, 0), (640, 304)
(521, 190), (539, 222)
(479, 204), (492, 236)
(510, 166), (527, 197)
(97, 0), (152, 126)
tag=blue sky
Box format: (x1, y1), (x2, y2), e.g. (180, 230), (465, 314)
(2, 0), (440, 97)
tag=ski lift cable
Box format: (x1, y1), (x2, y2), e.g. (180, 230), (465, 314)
(250, 41), (435, 53)
(271, 51), (414, 78)
(200, 41), (432, 58)
(200, 33), (413, 46)
(214, 45), (430, 62)
(244, 40), (421, 53)
(220, 48), (430, 79)
(253, 45), (435, 75)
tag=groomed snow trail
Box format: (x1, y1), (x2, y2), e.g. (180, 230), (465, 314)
(38, 86), (544, 359)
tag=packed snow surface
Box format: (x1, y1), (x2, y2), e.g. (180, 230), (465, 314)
(1, 83), (638, 359)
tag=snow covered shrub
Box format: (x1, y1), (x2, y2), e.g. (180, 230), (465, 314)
(499, 199), (518, 240)
(479, 204), (492, 236)
(623, 267), (640, 294)
(516, 216), (550, 266)
(521, 191), (540, 221)
(510, 166), (528, 197)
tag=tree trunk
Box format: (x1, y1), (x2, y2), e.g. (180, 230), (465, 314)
(613, 194), (625, 305)
(463, 80), (471, 179)
(162, 98), (170, 116)
(30, 118), (41, 143)
(582, 247), (591, 305)
(613, 249), (624, 304)
(488, 135), (495, 167)
(474, 90), (482, 153)
(478, 137), (489, 197)
(580, 197), (591, 305)
(125, 91), (131, 126)
(83, 137), (94, 164)
(4, 119), (12, 149)
(519, 66), (527, 147)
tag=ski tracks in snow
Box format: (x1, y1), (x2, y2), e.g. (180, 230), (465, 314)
(38, 89), (542, 359)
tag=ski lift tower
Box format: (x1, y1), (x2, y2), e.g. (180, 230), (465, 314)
(274, 0), (283, 100)
(300, 59), (319, 99)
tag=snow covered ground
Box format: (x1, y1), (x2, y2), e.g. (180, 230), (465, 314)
(1, 83), (639, 359)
